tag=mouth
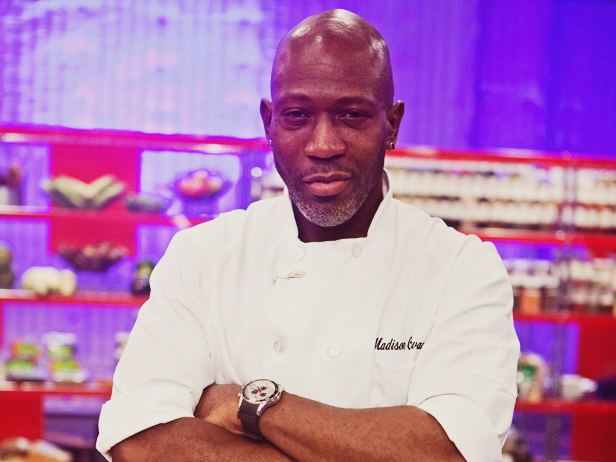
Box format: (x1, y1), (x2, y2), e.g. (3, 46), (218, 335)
(302, 171), (351, 198)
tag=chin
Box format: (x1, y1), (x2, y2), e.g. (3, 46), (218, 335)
(292, 191), (365, 228)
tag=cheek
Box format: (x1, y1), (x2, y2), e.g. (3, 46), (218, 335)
(272, 148), (295, 183)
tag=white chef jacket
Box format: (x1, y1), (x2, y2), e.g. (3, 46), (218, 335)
(97, 174), (519, 462)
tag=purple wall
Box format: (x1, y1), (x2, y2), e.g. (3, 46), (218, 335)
(1, 0), (615, 155)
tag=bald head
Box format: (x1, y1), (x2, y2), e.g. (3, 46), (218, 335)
(271, 9), (394, 107)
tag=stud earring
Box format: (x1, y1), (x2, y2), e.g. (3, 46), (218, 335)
(389, 142), (395, 150)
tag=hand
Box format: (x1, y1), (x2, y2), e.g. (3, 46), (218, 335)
(195, 384), (244, 435)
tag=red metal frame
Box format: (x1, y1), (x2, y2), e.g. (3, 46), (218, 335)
(515, 313), (616, 460)
(515, 310), (616, 380)
(516, 399), (616, 415)
(471, 227), (616, 251)
(0, 384), (111, 442)
(0, 290), (144, 346)
(0, 382), (111, 398)
(2, 124), (614, 167)
(514, 312), (616, 327)
(389, 146), (616, 170)
(1, 125), (218, 255)
(0, 124), (268, 152)
(0, 289), (147, 307)
(0, 206), (208, 228)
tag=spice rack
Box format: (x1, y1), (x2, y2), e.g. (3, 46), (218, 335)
(385, 147), (616, 462)
(260, 146), (616, 461)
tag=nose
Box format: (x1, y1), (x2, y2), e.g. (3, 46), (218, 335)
(304, 116), (345, 159)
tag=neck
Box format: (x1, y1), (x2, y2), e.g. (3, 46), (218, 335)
(293, 184), (384, 243)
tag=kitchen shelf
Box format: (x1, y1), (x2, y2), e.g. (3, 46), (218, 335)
(390, 146), (616, 170)
(0, 289), (147, 307)
(469, 227), (616, 250)
(0, 124), (268, 153)
(3, 125), (616, 459)
(514, 311), (616, 327)
(0, 205), (209, 228)
(516, 399), (616, 415)
(0, 381), (111, 399)
(3, 206), (615, 250)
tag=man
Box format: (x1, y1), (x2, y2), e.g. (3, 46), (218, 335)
(97, 9), (519, 462)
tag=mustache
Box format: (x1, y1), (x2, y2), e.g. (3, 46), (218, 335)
(296, 160), (353, 178)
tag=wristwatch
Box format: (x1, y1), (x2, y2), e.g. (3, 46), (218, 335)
(238, 379), (284, 441)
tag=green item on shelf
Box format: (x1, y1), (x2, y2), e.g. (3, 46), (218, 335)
(10, 340), (41, 361)
(43, 331), (88, 384)
(47, 343), (75, 361)
(131, 259), (155, 295)
(41, 174), (125, 210)
(50, 358), (80, 373)
(5, 358), (46, 382)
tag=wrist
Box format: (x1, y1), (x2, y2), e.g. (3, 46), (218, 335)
(238, 379), (284, 441)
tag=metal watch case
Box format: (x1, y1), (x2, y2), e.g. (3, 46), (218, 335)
(238, 379), (284, 415)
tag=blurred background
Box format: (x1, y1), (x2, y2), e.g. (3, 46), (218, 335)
(0, 1), (615, 461)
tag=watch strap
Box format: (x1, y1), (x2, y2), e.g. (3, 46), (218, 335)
(238, 399), (265, 441)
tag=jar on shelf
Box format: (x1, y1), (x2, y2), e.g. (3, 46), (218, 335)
(519, 274), (542, 315)
(569, 260), (593, 313)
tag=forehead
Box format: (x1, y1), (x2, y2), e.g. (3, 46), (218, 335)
(272, 39), (384, 105)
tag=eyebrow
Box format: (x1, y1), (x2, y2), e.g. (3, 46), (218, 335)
(277, 93), (377, 107)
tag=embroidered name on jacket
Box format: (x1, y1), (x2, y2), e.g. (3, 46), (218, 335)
(374, 337), (425, 351)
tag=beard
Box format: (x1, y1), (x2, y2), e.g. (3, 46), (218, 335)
(283, 159), (383, 228)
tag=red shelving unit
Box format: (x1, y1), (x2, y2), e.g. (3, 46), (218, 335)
(468, 228), (616, 255)
(390, 145), (616, 169)
(0, 125), (267, 445)
(0, 124), (268, 152)
(0, 383), (111, 442)
(390, 144), (616, 461)
(516, 398), (616, 461)
(0, 290), (147, 347)
(514, 311), (616, 327)
(0, 205), (209, 229)
(0, 382), (112, 399)
(389, 146), (572, 167)
(2, 126), (616, 460)
(516, 399), (616, 415)
(0, 289), (147, 308)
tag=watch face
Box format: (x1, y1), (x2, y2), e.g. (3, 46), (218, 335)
(242, 379), (278, 403)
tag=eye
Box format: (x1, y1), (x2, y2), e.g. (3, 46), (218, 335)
(282, 109), (309, 119)
(339, 110), (369, 127)
(281, 109), (310, 126)
(340, 110), (366, 119)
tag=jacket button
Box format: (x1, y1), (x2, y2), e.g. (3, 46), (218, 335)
(273, 339), (287, 353)
(292, 247), (306, 260)
(327, 345), (342, 358)
(351, 243), (362, 257)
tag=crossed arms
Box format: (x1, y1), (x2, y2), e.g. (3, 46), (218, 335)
(99, 232), (518, 462)
(110, 384), (464, 462)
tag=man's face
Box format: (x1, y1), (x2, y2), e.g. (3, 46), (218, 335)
(261, 40), (394, 228)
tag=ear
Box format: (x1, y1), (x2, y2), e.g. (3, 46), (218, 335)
(386, 101), (405, 147)
(260, 98), (273, 141)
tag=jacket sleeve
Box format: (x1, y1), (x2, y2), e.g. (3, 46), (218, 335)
(408, 237), (520, 462)
(96, 230), (216, 460)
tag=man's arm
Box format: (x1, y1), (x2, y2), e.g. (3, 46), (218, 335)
(110, 418), (293, 462)
(263, 394), (463, 462)
(200, 238), (519, 462)
(201, 385), (463, 462)
(96, 230), (257, 460)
